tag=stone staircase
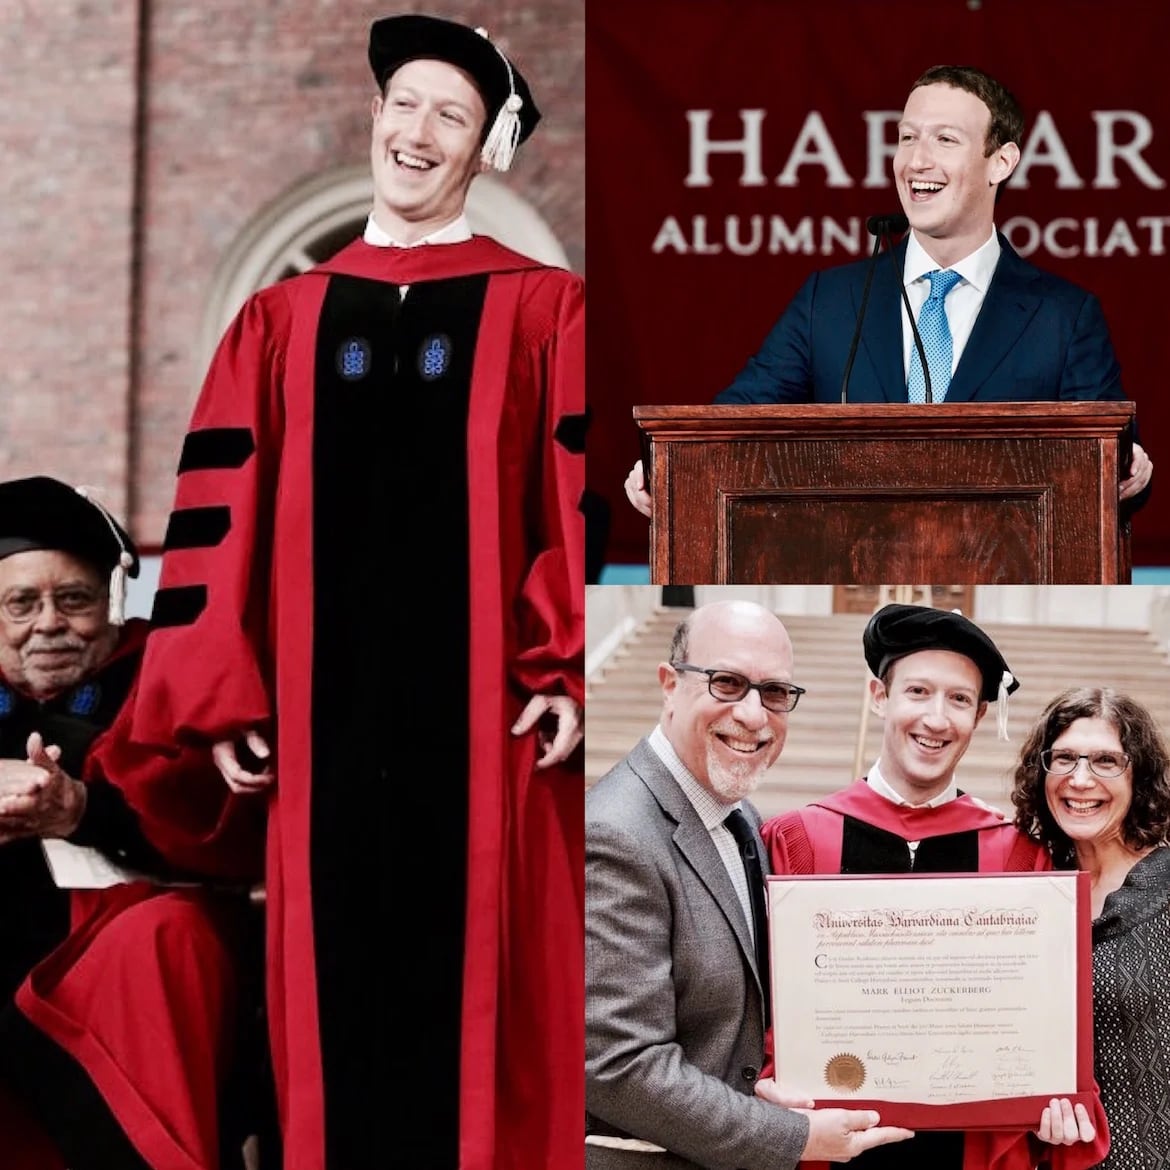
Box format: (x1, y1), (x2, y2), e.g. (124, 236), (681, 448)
(586, 607), (1170, 820)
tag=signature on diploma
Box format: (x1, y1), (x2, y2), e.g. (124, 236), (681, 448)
(930, 1048), (980, 1086)
(934, 1043), (975, 1056)
(866, 1049), (919, 1064)
(993, 1043), (1036, 1084)
(872, 1075), (911, 1090)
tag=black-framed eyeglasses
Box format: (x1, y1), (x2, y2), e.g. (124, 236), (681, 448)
(672, 663), (805, 712)
(1040, 749), (1131, 780)
(0, 586), (106, 625)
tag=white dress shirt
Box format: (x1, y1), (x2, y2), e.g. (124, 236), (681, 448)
(901, 228), (1000, 381)
(648, 726), (757, 937)
(362, 212), (473, 248)
(362, 213), (474, 299)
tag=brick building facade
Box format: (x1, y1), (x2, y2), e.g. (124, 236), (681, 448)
(0, 0), (583, 545)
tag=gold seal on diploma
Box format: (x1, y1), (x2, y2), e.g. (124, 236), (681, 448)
(824, 1053), (866, 1092)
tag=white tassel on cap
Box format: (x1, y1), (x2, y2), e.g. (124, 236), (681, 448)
(475, 26), (524, 172)
(75, 485), (134, 626)
(108, 550), (133, 626)
(997, 670), (1014, 741)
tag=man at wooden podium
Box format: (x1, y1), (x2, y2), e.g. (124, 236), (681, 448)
(624, 64), (1152, 517)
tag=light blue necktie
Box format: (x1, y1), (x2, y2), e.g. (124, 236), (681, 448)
(907, 268), (963, 403)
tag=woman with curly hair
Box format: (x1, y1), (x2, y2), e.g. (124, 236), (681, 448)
(1012, 686), (1170, 1168)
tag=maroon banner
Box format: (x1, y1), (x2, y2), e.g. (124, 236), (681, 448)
(587, 0), (1170, 568)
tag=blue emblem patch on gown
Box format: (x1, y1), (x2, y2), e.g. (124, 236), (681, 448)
(336, 338), (373, 381)
(0, 685), (12, 717)
(418, 334), (453, 381)
(68, 682), (100, 716)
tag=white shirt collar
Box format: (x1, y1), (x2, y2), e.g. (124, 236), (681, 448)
(866, 758), (958, 808)
(903, 227), (1000, 294)
(363, 212), (473, 248)
(649, 725), (742, 829)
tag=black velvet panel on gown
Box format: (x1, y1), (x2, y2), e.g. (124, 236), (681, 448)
(312, 274), (486, 1168)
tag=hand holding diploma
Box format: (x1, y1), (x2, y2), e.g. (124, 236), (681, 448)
(755, 1079), (916, 1160)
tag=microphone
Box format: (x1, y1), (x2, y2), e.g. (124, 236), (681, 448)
(839, 214), (909, 403)
(878, 217), (935, 403)
(867, 213), (908, 237)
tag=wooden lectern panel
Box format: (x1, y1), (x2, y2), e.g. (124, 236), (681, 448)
(636, 402), (1133, 584)
(724, 490), (1045, 583)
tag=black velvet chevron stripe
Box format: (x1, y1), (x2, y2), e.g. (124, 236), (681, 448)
(554, 410), (588, 454)
(150, 585), (207, 629)
(163, 506), (232, 551)
(178, 428), (255, 472)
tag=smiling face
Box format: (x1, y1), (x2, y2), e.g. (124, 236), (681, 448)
(370, 57), (487, 244)
(871, 649), (986, 803)
(894, 82), (1020, 266)
(660, 602), (794, 803)
(0, 549), (118, 699)
(1044, 716), (1133, 851)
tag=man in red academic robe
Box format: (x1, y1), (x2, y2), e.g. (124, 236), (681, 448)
(128, 15), (584, 1170)
(760, 603), (1109, 1170)
(0, 476), (265, 1170)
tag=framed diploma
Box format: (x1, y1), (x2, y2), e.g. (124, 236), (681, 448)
(767, 871), (1094, 1129)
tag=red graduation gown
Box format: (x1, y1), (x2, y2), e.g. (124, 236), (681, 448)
(130, 236), (585, 1170)
(11, 620), (264, 1170)
(17, 884), (253, 1170)
(761, 781), (1110, 1170)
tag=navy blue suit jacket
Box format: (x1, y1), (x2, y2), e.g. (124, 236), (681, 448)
(715, 235), (1128, 406)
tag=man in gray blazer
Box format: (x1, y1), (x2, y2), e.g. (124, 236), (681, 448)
(586, 599), (913, 1168)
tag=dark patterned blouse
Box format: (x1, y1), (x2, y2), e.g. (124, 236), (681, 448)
(1092, 844), (1170, 1168)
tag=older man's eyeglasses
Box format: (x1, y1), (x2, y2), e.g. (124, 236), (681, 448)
(0, 586), (106, 624)
(672, 663), (805, 712)
(1040, 749), (1131, 780)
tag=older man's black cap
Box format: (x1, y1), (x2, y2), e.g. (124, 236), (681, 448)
(367, 14), (540, 170)
(0, 476), (139, 578)
(0, 477), (139, 625)
(863, 603), (1018, 703)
